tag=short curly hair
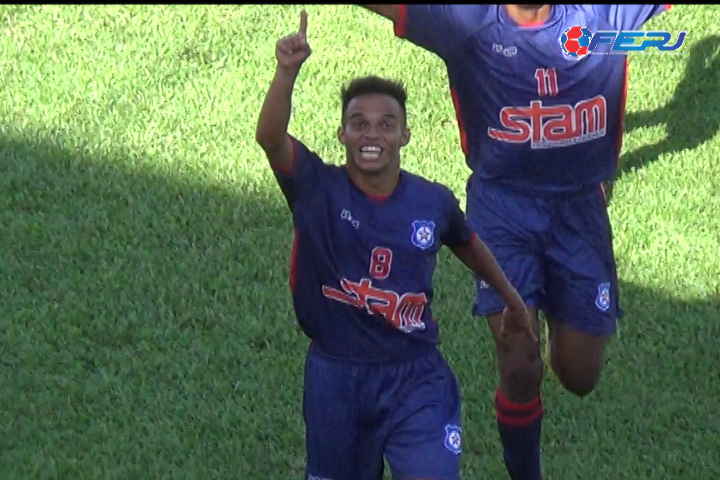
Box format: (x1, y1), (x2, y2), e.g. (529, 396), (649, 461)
(340, 75), (407, 126)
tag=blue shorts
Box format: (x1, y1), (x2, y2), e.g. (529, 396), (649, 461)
(466, 178), (620, 337)
(303, 344), (462, 480)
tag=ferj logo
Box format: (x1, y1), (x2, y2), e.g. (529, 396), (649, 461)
(560, 26), (687, 58)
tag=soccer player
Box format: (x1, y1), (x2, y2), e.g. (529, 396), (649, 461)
(256, 10), (535, 480)
(358, 4), (673, 479)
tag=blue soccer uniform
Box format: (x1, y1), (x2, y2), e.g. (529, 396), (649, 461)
(392, 4), (670, 336)
(380, 4), (672, 479)
(272, 136), (475, 480)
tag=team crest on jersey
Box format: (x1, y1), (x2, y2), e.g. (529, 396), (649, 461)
(444, 424), (462, 455)
(595, 282), (611, 311)
(411, 220), (436, 250)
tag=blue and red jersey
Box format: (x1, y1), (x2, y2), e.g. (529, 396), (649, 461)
(273, 138), (475, 361)
(393, 4), (671, 191)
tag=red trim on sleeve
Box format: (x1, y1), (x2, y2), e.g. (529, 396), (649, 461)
(393, 5), (408, 37)
(665, 4), (672, 11)
(273, 137), (298, 175)
(450, 87), (468, 156)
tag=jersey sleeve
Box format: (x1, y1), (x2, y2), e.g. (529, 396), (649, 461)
(393, 5), (488, 60)
(593, 4), (672, 30)
(439, 186), (476, 248)
(271, 137), (326, 211)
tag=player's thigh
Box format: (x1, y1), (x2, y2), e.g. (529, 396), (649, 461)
(303, 345), (384, 480)
(543, 187), (617, 373)
(384, 350), (463, 480)
(466, 179), (545, 316)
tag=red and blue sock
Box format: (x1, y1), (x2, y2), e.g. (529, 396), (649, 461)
(495, 388), (543, 480)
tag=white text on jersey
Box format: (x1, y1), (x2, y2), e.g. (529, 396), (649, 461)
(487, 96), (607, 149)
(322, 278), (428, 333)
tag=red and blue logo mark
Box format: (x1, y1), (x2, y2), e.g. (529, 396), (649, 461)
(560, 26), (686, 58)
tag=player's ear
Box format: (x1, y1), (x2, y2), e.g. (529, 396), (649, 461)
(337, 125), (347, 145)
(400, 127), (411, 147)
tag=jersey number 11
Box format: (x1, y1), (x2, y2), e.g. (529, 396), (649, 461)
(535, 68), (559, 97)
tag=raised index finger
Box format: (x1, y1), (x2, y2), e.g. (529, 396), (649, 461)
(299, 9), (308, 36)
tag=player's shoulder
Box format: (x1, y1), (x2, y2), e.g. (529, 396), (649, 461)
(466, 5), (498, 28)
(287, 136), (350, 185)
(444, 5), (499, 39)
(292, 136), (322, 160)
(291, 137), (341, 171)
(450, 4), (495, 20)
(400, 170), (457, 202)
(401, 169), (441, 189)
(567, 5), (599, 15)
(564, 5), (648, 30)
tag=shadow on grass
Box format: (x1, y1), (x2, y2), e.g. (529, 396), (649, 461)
(0, 131), (718, 479)
(442, 270), (720, 478)
(542, 279), (720, 478)
(0, 131), (308, 478)
(605, 34), (720, 202)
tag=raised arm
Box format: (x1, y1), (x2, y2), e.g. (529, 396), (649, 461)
(255, 10), (311, 172)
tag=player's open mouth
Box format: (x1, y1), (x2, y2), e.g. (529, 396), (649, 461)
(360, 145), (383, 160)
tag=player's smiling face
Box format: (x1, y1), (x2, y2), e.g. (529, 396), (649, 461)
(338, 93), (411, 176)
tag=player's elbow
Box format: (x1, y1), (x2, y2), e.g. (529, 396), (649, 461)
(255, 127), (277, 154)
(449, 242), (472, 263)
(255, 125), (269, 150)
(448, 235), (480, 268)
(256, 134), (294, 172)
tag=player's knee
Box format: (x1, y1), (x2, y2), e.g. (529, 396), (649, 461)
(556, 364), (602, 398)
(547, 319), (608, 398)
(496, 338), (544, 402)
(551, 348), (602, 397)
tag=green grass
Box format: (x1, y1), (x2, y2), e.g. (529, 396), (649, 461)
(1, 4), (719, 479)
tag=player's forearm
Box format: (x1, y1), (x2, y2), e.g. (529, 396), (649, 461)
(453, 238), (524, 308)
(255, 66), (299, 153)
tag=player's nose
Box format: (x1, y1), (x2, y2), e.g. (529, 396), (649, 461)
(363, 128), (381, 139)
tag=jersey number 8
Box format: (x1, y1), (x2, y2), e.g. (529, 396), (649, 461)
(370, 247), (393, 280)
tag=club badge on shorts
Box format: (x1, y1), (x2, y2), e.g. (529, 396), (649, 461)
(595, 282), (611, 311)
(444, 424), (462, 455)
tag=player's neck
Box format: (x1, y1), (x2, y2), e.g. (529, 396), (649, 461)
(349, 168), (400, 200)
(504, 5), (552, 25)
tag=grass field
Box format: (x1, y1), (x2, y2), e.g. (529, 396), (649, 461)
(1, 4), (719, 479)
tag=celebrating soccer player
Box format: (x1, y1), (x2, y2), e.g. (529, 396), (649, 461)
(359, 4), (673, 479)
(256, 10), (534, 480)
